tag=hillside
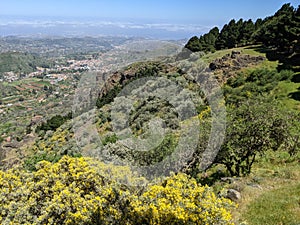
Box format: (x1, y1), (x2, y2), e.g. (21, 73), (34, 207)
(0, 52), (52, 78)
(0, 3), (300, 225)
(196, 46), (300, 224)
(0, 44), (296, 224)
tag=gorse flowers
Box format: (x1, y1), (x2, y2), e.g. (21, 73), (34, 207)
(0, 156), (235, 224)
(131, 173), (235, 225)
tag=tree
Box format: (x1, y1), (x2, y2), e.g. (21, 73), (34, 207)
(200, 27), (219, 52)
(291, 5), (300, 54)
(185, 36), (201, 52)
(255, 4), (296, 53)
(215, 24), (229, 50)
(216, 99), (291, 176)
(185, 27), (219, 53)
(185, 3), (299, 55)
(216, 19), (240, 49)
(239, 19), (255, 45)
(209, 26), (220, 37)
(254, 18), (263, 30)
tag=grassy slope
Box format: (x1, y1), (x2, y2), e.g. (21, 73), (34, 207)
(273, 79), (300, 111)
(205, 46), (300, 224)
(233, 151), (300, 225)
(203, 45), (300, 111)
(201, 45), (264, 63)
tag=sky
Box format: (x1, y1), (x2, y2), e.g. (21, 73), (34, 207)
(0, 0), (299, 39)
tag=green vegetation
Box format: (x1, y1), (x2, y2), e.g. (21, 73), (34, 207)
(216, 99), (297, 176)
(0, 3), (299, 224)
(96, 85), (122, 109)
(36, 112), (72, 135)
(244, 183), (300, 224)
(254, 4), (300, 55)
(23, 127), (81, 171)
(101, 133), (118, 146)
(185, 27), (219, 52)
(96, 62), (162, 109)
(181, 4), (300, 223)
(231, 150), (300, 224)
(224, 69), (294, 105)
(0, 75), (76, 148)
(185, 18), (256, 53)
(273, 77), (300, 111)
(0, 52), (52, 75)
(186, 3), (300, 70)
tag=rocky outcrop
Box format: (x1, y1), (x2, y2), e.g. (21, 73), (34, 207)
(97, 62), (179, 99)
(209, 50), (265, 83)
(209, 51), (265, 72)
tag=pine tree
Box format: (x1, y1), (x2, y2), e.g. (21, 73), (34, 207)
(185, 36), (201, 52)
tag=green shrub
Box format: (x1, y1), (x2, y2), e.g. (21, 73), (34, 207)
(102, 134), (118, 146)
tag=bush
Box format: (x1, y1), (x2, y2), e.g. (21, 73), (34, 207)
(224, 69), (285, 106)
(102, 133), (118, 146)
(23, 129), (81, 170)
(0, 156), (235, 225)
(0, 156), (139, 224)
(130, 173), (235, 225)
(278, 69), (294, 81)
(36, 114), (72, 134)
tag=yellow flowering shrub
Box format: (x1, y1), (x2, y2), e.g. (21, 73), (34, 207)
(0, 156), (137, 225)
(0, 157), (234, 225)
(23, 128), (81, 171)
(130, 173), (235, 225)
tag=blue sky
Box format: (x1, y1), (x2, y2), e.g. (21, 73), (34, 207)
(0, 0), (299, 39)
(1, 0), (299, 24)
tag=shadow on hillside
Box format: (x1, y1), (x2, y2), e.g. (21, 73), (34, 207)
(288, 87), (300, 101)
(245, 45), (269, 54)
(197, 169), (230, 186)
(291, 73), (300, 83)
(245, 46), (300, 72)
(277, 54), (300, 72)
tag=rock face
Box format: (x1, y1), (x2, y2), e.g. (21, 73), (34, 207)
(226, 189), (241, 202)
(97, 62), (179, 99)
(209, 50), (265, 83)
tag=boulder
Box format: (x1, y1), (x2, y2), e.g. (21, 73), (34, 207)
(226, 189), (241, 202)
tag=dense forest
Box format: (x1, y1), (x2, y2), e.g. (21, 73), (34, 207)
(185, 3), (300, 67)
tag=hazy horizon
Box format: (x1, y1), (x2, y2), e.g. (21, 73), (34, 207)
(0, 15), (211, 40)
(1, 0), (299, 39)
